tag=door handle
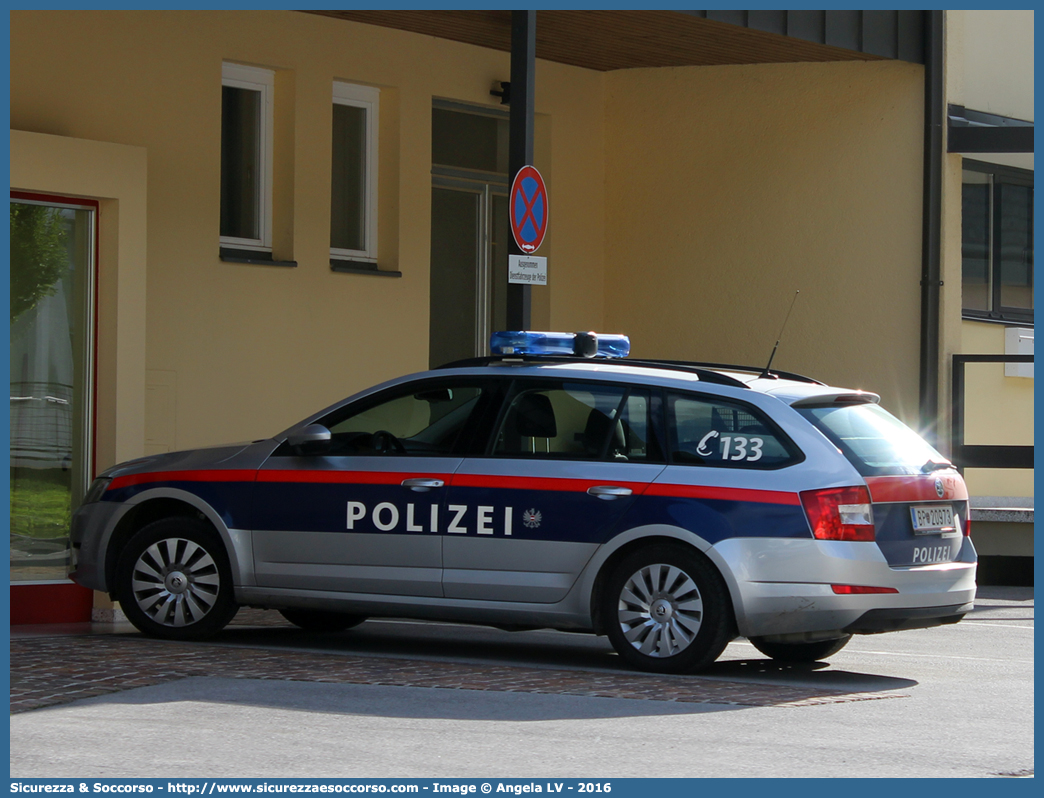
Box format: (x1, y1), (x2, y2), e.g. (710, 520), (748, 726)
(587, 485), (633, 500)
(401, 478), (445, 491)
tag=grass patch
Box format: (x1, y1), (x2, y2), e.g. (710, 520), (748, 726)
(10, 470), (72, 539)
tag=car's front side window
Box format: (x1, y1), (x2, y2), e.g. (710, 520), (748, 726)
(282, 379), (499, 457)
(667, 392), (799, 469)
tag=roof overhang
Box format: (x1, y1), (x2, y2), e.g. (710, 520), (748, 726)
(303, 10), (925, 71)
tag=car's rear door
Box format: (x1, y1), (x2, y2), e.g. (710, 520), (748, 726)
(618, 390), (811, 547)
(442, 378), (667, 602)
(253, 377), (500, 597)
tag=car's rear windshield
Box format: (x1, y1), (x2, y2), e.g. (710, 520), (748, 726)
(797, 402), (947, 477)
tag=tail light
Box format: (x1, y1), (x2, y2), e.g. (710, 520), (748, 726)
(964, 516), (971, 537)
(800, 486), (875, 541)
(831, 584), (898, 594)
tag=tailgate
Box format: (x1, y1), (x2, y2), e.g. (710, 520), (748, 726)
(866, 474), (969, 566)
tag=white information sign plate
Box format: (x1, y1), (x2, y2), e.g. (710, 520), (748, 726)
(509, 254), (548, 285)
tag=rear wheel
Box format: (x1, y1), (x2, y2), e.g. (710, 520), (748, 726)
(115, 517), (238, 640)
(602, 544), (734, 674)
(278, 609), (367, 632)
(749, 635), (852, 663)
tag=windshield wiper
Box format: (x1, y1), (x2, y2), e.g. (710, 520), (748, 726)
(921, 459), (953, 473)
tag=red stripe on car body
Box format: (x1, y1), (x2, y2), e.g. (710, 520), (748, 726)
(645, 483), (802, 506)
(108, 470), (257, 490)
(865, 474), (969, 503)
(448, 474), (651, 494)
(258, 470), (454, 485)
(108, 469), (800, 506)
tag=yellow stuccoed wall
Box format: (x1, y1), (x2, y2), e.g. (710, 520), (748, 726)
(602, 60), (926, 422)
(10, 10), (605, 454)
(949, 9), (1034, 124)
(943, 10), (1034, 498)
(13, 12), (971, 457)
(959, 322), (1034, 498)
(10, 131), (148, 470)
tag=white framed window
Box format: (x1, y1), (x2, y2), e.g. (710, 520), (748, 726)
(331, 82), (379, 263)
(220, 63), (274, 252)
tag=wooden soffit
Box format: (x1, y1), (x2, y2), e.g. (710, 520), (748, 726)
(303, 10), (891, 71)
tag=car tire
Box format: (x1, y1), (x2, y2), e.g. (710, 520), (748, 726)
(115, 517), (238, 640)
(603, 544), (734, 674)
(278, 609), (367, 632)
(749, 635), (852, 663)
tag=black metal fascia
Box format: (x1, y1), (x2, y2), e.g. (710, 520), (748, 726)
(947, 105), (1034, 154)
(918, 10), (943, 444)
(683, 10), (925, 63)
(949, 127), (1034, 154)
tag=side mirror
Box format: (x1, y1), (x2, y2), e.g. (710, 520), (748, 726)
(287, 423), (332, 454)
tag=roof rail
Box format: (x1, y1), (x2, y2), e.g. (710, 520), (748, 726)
(433, 354), (751, 388)
(631, 359), (824, 385)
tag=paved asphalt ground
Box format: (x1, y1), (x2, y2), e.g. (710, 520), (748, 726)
(10, 586), (1033, 779)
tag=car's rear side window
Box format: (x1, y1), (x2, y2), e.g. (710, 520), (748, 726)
(491, 380), (664, 462)
(667, 392), (800, 469)
(797, 403), (946, 476)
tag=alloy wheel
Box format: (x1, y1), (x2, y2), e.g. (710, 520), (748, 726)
(617, 562), (704, 657)
(130, 537), (221, 627)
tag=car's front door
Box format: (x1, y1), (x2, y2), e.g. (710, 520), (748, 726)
(442, 379), (667, 602)
(253, 377), (500, 597)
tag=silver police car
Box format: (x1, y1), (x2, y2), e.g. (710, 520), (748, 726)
(71, 331), (976, 673)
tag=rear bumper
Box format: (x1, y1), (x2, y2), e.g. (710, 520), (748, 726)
(843, 602), (971, 634)
(710, 536), (977, 640)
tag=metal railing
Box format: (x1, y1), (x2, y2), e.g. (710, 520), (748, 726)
(951, 354), (1034, 471)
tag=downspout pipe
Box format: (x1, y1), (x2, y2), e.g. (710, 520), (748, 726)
(919, 10), (944, 443)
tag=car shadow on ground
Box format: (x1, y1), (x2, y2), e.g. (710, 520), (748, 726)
(208, 618), (918, 696)
(39, 675), (745, 721)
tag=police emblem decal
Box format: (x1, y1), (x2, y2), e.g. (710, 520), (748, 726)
(522, 509), (542, 529)
(935, 478), (945, 498)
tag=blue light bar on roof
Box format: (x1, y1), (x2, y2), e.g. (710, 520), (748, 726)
(490, 330), (630, 359)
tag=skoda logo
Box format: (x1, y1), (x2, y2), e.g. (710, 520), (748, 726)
(935, 478), (945, 498)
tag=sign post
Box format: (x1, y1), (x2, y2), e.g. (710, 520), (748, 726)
(507, 10), (536, 329)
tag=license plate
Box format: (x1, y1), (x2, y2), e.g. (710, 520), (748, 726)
(910, 504), (955, 534)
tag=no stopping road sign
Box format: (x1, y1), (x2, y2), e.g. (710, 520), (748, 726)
(509, 165), (548, 254)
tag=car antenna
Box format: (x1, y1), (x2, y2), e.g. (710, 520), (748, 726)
(761, 290), (800, 379)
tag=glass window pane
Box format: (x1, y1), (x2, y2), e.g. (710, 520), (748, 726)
(323, 384), (486, 456)
(490, 193), (510, 336)
(10, 201), (93, 582)
(798, 403), (945, 476)
(616, 391), (662, 462)
(429, 188), (481, 368)
(220, 85), (261, 240)
(331, 103), (367, 252)
(668, 394), (795, 468)
(997, 181), (1034, 311)
(432, 108), (508, 173)
(961, 172), (991, 313)
(494, 382), (630, 459)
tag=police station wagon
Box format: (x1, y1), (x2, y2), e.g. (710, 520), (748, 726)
(70, 331), (976, 673)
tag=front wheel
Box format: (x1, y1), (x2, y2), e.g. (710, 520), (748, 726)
(115, 518), (238, 640)
(602, 544), (734, 674)
(749, 635), (852, 663)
